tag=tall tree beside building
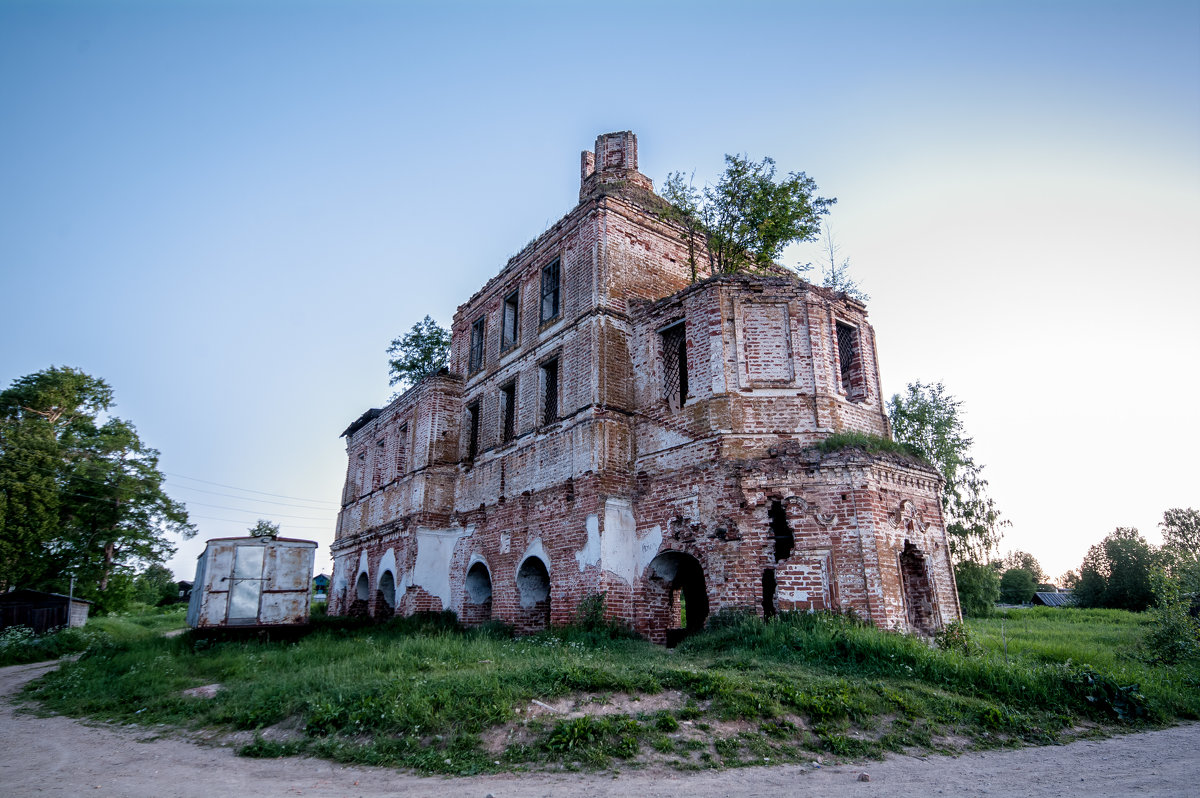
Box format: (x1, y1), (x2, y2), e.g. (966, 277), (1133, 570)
(887, 381), (1005, 563)
(1160, 507), (1200, 593)
(0, 367), (194, 603)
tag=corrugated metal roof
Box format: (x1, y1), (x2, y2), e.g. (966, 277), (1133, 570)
(1032, 592), (1077, 607)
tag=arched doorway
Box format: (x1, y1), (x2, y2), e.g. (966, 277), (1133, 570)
(645, 551), (709, 646)
(516, 556), (551, 634)
(350, 571), (370, 618)
(899, 541), (936, 635)
(376, 570), (396, 619)
(463, 562), (494, 626)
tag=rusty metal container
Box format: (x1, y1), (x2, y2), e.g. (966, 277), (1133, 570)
(187, 535), (317, 629)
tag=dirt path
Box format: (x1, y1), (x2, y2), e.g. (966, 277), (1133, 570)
(2, 660), (1196, 798)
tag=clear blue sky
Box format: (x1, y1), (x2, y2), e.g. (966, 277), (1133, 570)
(2, 0), (1197, 581)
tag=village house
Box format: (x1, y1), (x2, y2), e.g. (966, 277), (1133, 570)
(328, 131), (961, 642)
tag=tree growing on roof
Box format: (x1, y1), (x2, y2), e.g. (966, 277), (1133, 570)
(387, 315), (451, 392)
(661, 154), (835, 280)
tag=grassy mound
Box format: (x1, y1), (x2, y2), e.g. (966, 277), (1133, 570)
(20, 607), (1199, 774)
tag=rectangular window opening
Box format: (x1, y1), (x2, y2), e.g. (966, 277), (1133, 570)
(500, 380), (517, 443)
(835, 321), (864, 399)
(373, 439), (386, 488)
(466, 400), (481, 460)
(661, 322), (688, 411)
(540, 358), (559, 426)
(540, 258), (561, 322)
(501, 290), (520, 351)
(396, 424), (408, 476)
(469, 316), (486, 375)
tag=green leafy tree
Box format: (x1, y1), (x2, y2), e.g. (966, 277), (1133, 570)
(887, 381), (1005, 562)
(1075, 527), (1158, 611)
(661, 154), (835, 279)
(248, 519), (280, 537)
(1000, 550), (1046, 583)
(1143, 569), (1200, 664)
(954, 560), (1000, 617)
(134, 563), (179, 606)
(387, 316), (451, 391)
(999, 567), (1037, 604)
(1159, 507), (1200, 593)
(0, 367), (194, 599)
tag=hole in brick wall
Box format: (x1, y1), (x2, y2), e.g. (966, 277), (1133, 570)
(378, 570), (395, 609)
(762, 568), (777, 619)
(769, 500), (794, 561)
(355, 572), (369, 601)
(647, 551), (709, 647)
(899, 541), (936, 636)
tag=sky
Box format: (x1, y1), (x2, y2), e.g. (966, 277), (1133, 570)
(1, 0), (1197, 584)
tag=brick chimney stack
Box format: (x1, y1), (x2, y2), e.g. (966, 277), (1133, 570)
(579, 131), (653, 201)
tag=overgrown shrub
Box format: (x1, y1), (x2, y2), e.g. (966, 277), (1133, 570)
(0, 624), (107, 666)
(934, 620), (981, 656)
(955, 560), (1000, 617)
(1142, 572), (1200, 665)
(814, 431), (922, 459)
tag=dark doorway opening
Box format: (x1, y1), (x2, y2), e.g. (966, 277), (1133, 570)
(900, 541), (936, 635)
(516, 557), (551, 633)
(647, 551), (709, 647)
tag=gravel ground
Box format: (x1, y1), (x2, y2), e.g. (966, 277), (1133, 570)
(3, 660), (1196, 797)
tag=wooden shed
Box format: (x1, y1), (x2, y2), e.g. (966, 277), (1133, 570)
(186, 534), (317, 629)
(0, 589), (91, 633)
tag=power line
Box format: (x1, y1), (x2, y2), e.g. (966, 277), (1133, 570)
(188, 513), (333, 531)
(0, 449), (341, 510)
(162, 471), (340, 506)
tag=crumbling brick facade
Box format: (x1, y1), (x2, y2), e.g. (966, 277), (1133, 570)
(329, 131), (960, 642)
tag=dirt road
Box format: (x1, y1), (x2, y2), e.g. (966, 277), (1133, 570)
(2, 660), (1195, 797)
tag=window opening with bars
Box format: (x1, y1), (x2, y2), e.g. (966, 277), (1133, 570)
(540, 259), (560, 322)
(500, 381), (516, 443)
(501, 290), (520, 351)
(469, 317), (486, 374)
(540, 358), (559, 426)
(661, 322), (688, 410)
(835, 321), (863, 399)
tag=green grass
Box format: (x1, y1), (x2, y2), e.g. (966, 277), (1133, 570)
(18, 608), (1199, 774)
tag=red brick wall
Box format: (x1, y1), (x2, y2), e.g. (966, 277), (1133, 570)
(329, 132), (961, 638)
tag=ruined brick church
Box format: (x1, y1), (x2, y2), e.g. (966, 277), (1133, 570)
(329, 132), (961, 642)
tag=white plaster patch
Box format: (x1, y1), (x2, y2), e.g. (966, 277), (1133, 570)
(599, 499), (663, 586)
(409, 525), (472, 608)
(499, 532), (511, 554)
(518, 538), (550, 576)
(356, 550), (369, 585)
(575, 513), (601, 571)
(332, 555), (350, 593)
(376, 548), (400, 605)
